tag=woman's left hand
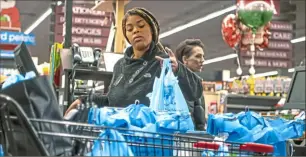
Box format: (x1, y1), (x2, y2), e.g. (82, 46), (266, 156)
(155, 47), (179, 73)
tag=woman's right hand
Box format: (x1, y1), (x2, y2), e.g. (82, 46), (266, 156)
(64, 99), (82, 117)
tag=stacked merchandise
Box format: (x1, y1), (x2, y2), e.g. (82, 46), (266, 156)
(231, 76), (291, 97)
(49, 43), (63, 88)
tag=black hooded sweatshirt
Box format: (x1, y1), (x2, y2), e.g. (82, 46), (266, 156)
(88, 42), (204, 128)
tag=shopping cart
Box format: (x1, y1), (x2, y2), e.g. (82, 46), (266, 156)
(0, 94), (275, 156)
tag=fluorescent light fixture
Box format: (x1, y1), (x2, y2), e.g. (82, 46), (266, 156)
(204, 53), (237, 65)
(160, 5), (236, 39)
(24, 8), (52, 34)
(24, 1), (63, 34)
(288, 68), (295, 73)
(291, 36), (305, 43)
(228, 70), (278, 81)
(57, 1), (63, 6)
(254, 71), (278, 78)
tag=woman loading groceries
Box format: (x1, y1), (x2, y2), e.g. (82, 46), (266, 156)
(65, 8), (203, 116)
(174, 39), (206, 130)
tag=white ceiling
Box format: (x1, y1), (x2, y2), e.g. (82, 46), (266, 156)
(16, 0), (305, 77)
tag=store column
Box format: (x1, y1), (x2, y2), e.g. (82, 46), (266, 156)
(92, 0), (130, 53)
(63, 0), (73, 48)
(114, 0), (125, 53)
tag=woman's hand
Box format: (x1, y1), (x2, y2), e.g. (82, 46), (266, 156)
(64, 99), (82, 116)
(155, 47), (179, 73)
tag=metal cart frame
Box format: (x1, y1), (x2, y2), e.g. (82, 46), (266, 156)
(0, 94), (275, 156)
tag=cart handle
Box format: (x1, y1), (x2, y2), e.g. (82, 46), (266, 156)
(193, 142), (274, 153)
(239, 143), (274, 153)
(193, 142), (221, 150)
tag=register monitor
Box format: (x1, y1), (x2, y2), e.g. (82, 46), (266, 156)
(14, 42), (39, 76)
(284, 66), (306, 110)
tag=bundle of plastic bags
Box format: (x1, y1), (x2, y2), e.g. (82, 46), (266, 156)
(206, 109), (305, 156)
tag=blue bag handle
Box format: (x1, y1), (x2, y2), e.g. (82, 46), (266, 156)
(89, 129), (134, 156)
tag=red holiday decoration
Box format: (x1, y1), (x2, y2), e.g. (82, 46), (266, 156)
(240, 22), (271, 51)
(221, 14), (242, 48)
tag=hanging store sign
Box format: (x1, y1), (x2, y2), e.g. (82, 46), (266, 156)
(268, 40), (292, 50)
(54, 35), (108, 48)
(239, 21), (293, 69)
(53, 5), (112, 49)
(270, 21), (294, 31)
(57, 16), (109, 27)
(270, 31), (293, 41)
(241, 49), (292, 60)
(241, 57), (292, 68)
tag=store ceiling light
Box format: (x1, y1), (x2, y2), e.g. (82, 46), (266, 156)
(288, 68), (295, 73)
(160, 5), (236, 39)
(24, 1), (63, 34)
(291, 36), (305, 43)
(228, 71), (279, 81)
(253, 71), (278, 78)
(204, 53), (237, 65)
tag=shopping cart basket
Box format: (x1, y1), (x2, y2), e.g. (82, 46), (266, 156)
(0, 94), (275, 156)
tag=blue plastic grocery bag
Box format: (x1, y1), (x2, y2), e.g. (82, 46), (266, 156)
(1, 74), (25, 89)
(147, 59), (194, 131)
(156, 111), (194, 133)
(201, 142), (230, 156)
(88, 107), (100, 124)
(124, 104), (157, 128)
(87, 129), (134, 156)
(1, 71), (37, 89)
(126, 124), (174, 156)
(96, 107), (120, 126)
(0, 144), (3, 156)
(265, 118), (305, 142)
(206, 110), (305, 156)
(103, 104), (156, 128)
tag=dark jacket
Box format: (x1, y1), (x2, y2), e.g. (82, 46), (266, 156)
(187, 95), (206, 130)
(89, 42), (203, 124)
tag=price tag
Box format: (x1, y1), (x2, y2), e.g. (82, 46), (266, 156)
(232, 81), (239, 93)
(241, 79), (249, 93)
(283, 80), (291, 93)
(274, 79), (284, 93)
(255, 79), (264, 93)
(264, 79), (274, 93)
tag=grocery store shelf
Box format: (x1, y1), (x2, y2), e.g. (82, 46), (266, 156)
(224, 94), (281, 113)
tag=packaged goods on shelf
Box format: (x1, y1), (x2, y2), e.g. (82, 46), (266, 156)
(230, 76), (291, 97)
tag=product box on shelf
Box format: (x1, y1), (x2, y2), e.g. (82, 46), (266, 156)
(230, 76), (291, 97)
